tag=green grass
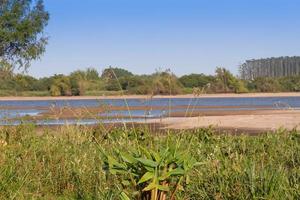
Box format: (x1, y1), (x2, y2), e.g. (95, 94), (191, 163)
(0, 125), (299, 199)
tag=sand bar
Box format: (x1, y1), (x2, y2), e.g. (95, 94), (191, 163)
(147, 110), (300, 131)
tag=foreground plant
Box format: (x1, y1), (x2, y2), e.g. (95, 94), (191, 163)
(102, 138), (200, 200)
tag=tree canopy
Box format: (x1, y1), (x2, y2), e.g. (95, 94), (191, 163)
(0, 0), (49, 69)
(101, 67), (133, 80)
(179, 73), (215, 88)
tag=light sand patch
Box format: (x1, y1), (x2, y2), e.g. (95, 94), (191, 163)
(146, 111), (300, 131)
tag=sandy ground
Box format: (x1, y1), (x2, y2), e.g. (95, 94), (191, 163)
(0, 92), (300, 101)
(147, 110), (300, 131)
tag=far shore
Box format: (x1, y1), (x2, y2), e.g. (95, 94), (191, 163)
(0, 92), (300, 101)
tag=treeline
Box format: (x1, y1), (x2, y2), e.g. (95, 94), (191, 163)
(0, 66), (300, 96)
(240, 56), (300, 79)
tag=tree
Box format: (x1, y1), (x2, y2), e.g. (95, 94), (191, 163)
(0, 60), (13, 79)
(86, 67), (99, 80)
(49, 75), (72, 96)
(69, 70), (87, 95)
(252, 77), (281, 92)
(179, 73), (215, 88)
(214, 67), (247, 93)
(101, 67), (133, 80)
(151, 69), (183, 95)
(0, 0), (49, 70)
(14, 74), (38, 91)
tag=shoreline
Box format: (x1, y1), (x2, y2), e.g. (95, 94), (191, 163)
(145, 111), (300, 131)
(0, 92), (300, 101)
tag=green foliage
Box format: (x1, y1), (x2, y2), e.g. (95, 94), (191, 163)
(126, 75), (153, 94)
(105, 78), (122, 91)
(209, 67), (248, 93)
(49, 84), (61, 96)
(49, 74), (72, 96)
(86, 67), (100, 80)
(102, 135), (199, 199)
(150, 70), (183, 95)
(279, 76), (300, 92)
(69, 70), (87, 95)
(0, 126), (299, 199)
(1, 66), (300, 96)
(179, 73), (215, 88)
(101, 67), (133, 80)
(0, 60), (13, 79)
(252, 77), (282, 92)
(0, 0), (49, 69)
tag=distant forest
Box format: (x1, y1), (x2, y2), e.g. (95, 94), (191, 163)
(240, 56), (300, 79)
(1, 65), (300, 96)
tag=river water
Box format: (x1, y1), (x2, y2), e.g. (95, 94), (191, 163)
(0, 96), (299, 125)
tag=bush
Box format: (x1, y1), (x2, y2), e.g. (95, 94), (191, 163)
(252, 77), (282, 92)
(179, 73), (215, 88)
(50, 85), (61, 96)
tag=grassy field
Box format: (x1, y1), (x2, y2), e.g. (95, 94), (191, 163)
(0, 125), (299, 199)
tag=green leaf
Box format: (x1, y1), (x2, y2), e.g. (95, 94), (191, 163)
(120, 152), (136, 164)
(122, 180), (131, 186)
(138, 172), (154, 184)
(186, 175), (190, 185)
(109, 168), (127, 175)
(150, 150), (161, 162)
(119, 192), (131, 200)
(178, 184), (184, 191)
(193, 161), (206, 167)
(106, 155), (127, 171)
(107, 155), (118, 166)
(142, 182), (157, 191)
(144, 166), (155, 172)
(157, 184), (170, 192)
(107, 155), (125, 168)
(140, 147), (152, 159)
(136, 158), (158, 168)
(167, 168), (185, 177)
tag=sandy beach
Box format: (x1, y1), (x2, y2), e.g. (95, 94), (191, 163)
(0, 92), (300, 101)
(146, 110), (300, 132)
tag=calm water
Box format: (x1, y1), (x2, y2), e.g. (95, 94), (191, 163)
(0, 97), (299, 125)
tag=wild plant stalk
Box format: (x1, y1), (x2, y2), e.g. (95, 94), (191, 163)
(184, 97), (195, 118)
(109, 68), (135, 131)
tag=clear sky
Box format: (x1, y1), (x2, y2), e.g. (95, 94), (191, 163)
(29, 0), (300, 78)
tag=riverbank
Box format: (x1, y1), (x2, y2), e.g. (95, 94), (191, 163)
(146, 110), (300, 131)
(0, 92), (300, 101)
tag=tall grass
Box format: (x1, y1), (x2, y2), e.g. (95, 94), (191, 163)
(0, 125), (299, 199)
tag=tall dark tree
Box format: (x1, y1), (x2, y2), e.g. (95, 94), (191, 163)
(240, 56), (300, 80)
(0, 0), (49, 69)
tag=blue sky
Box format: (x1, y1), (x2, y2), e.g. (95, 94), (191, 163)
(29, 0), (300, 77)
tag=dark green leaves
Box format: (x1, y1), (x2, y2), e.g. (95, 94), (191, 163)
(0, 0), (49, 70)
(102, 138), (199, 200)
